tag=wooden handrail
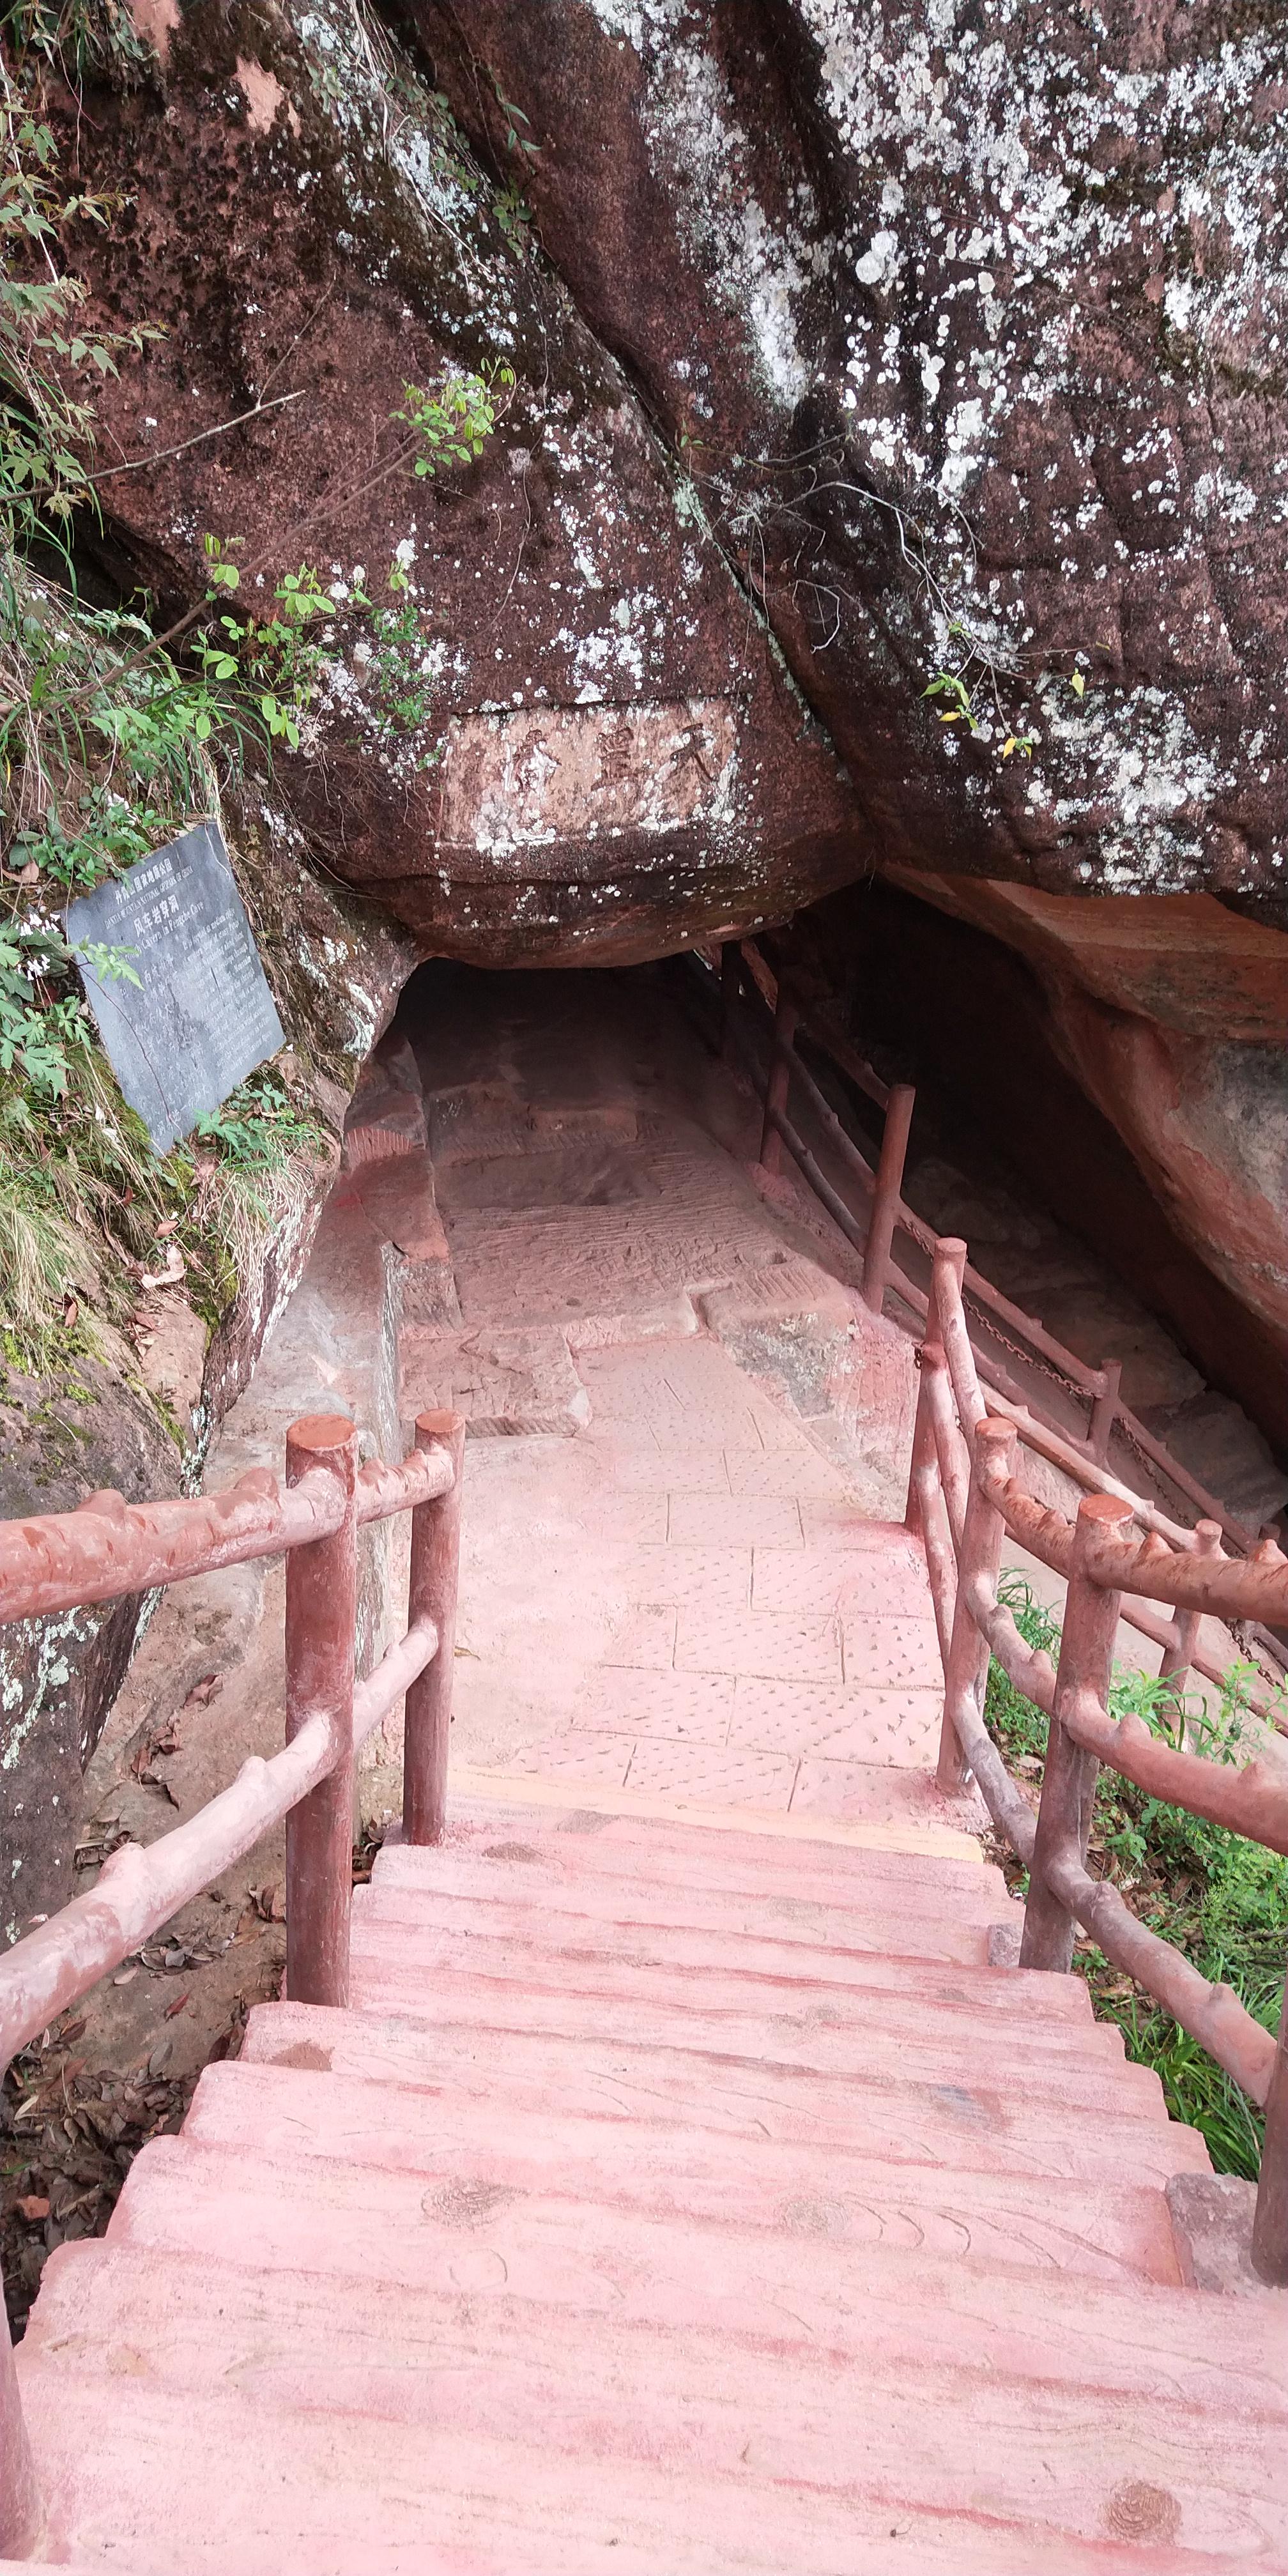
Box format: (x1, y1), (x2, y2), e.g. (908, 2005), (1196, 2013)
(910, 1401), (1288, 2282)
(721, 924), (1288, 2271)
(0, 1442), (453, 1625)
(0, 1406), (465, 2553)
(713, 939), (1273, 1574)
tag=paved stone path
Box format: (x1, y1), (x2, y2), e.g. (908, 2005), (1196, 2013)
(397, 965), (982, 1839)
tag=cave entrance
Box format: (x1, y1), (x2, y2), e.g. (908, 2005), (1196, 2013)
(351, 944), (1286, 1547)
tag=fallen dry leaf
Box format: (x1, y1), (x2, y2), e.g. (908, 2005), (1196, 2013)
(16, 2196), (49, 2223)
(163, 1991), (190, 2020)
(141, 1242), (186, 1290)
(183, 1674), (222, 1709)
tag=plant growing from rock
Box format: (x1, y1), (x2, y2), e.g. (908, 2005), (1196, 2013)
(986, 1573), (1287, 2177)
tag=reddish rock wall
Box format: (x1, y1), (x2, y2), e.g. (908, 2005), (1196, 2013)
(63, 0), (859, 964)
(417, 0), (1288, 908)
(793, 881), (1288, 1455)
(46, 0), (1288, 1452)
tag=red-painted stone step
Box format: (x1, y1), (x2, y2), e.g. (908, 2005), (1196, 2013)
(356, 1883), (1090, 2021)
(16, 2363), (1246, 2576)
(245, 2002), (1206, 2179)
(376, 1846), (1009, 1952)
(183, 2059), (1183, 2283)
(370, 1869), (992, 1963)
(23, 2239), (1286, 2559)
(380, 1829), (1009, 1920)
(344, 1954), (1160, 2113)
(349, 1892), (1124, 2066)
(427, 1805), (1006, 1905)
(90, 2141), (1281, 2414)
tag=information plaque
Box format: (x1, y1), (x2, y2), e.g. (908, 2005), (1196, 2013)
(66, 819), (285, 1157)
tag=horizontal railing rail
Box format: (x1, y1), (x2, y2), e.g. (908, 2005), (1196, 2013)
(0, 1404), (464, 2558)
(908, 1254), (1288, 2286)
(708, 936), (1287, 1698)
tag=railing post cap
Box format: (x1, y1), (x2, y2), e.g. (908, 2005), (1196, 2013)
(1077, 1490), (1135, 1528)
(976, 1417), (1014, 1449)
(286, 1413), (358, 1455)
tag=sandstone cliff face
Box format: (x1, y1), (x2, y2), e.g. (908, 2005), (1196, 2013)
(65, 0), (857, 963)
(419, 0), (1288, 907)
(49, 0), (1288, 1448)
(408, 0), (1288, 1437)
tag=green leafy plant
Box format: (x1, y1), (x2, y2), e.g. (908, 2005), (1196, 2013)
(194, 1069), (321, 1170)
(195, 544), (330, 750)
(0, 30), (512, 1389)
(394, 364), (514, 479)
(489, 71), (539, 160)
(923, 624), (1035, 759)
(984, 1572), (1287, 2175)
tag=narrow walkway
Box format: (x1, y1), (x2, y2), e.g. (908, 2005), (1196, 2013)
(398, 966), (976, 1840)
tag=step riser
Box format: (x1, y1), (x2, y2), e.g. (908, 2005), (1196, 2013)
(19, 2370), (1245, 2576)
(89, 2154), (1284, 2418)
(344, 1966), (1158, 2112)
(183, 2063), (1181, 2283)
(21, 2255), (1284, 2559)
(376, 1850), (1006, 1938)
(378, 1839), (1009, 1924)
(362, 1882), (992, 1963)
(348, 1916), (1115, 2064)
(358, 1887), (1080, 2017)
(243, 2004), (1208, 2181)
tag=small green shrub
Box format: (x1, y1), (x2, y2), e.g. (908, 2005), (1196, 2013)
(984, 1572), (1287, 2175)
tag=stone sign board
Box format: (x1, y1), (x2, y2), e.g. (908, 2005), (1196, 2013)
(66, 819), (285, 1156)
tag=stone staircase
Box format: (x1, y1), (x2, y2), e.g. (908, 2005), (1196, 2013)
(13, 963), (1285, 2569)
(14, 1790), (1287, 2570)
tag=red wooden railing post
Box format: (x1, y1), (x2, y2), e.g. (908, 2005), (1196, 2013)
(1159, 1518), (1222, 1700)
(284, 1414), (358, 2009)
(1089, 1359), (1122, 1463)
(937, 1416), (1015, 1795)
(1020, 1490), (1133, 1974)
(758, 985), (798, 1174)
(719, 940), (740, 1066)
(403, 1410), (466, 1845)
(904, 1347), (937, 1538)
(1252, 1979), (1288, 2282)
(862, 1081), (916, 1316)
(904, 1232), (947, 1536)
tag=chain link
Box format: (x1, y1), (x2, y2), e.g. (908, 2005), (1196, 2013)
(962, 1287), (1188, 1515)
(960, 1287), (1087, 1403)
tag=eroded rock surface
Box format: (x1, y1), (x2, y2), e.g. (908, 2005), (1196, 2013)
(421, 0), (1288, 905)
(65, 0), (857, 963)
(47, 0), (1288, 1446)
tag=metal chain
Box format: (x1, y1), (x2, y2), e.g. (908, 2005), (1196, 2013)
(960, 1288), (1087, 1402)
(964, 1287), (1189, 1515)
